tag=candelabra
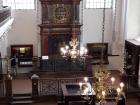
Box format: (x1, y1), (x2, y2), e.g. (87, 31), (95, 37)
(79, 66), (125, 105)
(60, 38), (88, 60)
(79, 77), (95, 101)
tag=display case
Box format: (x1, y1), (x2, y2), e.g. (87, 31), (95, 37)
(11, 45), (33, 67)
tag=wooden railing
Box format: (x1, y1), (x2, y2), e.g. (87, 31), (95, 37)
(0, 53), (2, 77)
(0, 80), (5, 97)
(0, 53), (4, 97)
(32, 56), (85, 72)
(122, 75), (140, 95)
(0, 6), (11, 23)
(0, 56), (13, 99)
(33, 77), (94, 96)
(125, 75), (140, 91)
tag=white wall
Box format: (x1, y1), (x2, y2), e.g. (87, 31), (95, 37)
(0, 34), (8, 58)
(126, 0), (140, 39)
(0, 19), (14, 57)
(8, 10), (38, 56)
(82, 9), (113, 44)
(0, 0), (2, 9)
(81, 0), (122, 55)
(0, 29), (9, 74)
(82, 9), (103, 43)
(0, 35), (8, 74)
(6, 10), (38, 73)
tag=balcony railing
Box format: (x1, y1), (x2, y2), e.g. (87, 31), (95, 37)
(0, 6), (11, 24)
(0, 80), (5, 97)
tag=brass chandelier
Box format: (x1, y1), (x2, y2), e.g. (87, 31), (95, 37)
(60, 38), (88, 59)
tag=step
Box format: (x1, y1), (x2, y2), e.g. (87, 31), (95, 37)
(10, 100), (33, 104)
(12, 96), (32, 100)
(57, 101), (65, 105)
(13, 93), (32, 97)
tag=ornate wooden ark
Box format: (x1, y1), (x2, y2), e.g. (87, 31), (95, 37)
(39, 0), (82, 55)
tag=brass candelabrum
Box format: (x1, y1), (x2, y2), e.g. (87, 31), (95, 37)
(79, 77), (95, 101)
(79, 65), (125, 105)
(60, 38), (88, 60)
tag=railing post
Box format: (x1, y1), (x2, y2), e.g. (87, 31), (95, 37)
(32, 56), (41, 72)
(31, 74), (39, 99)
(5, 74), (12, 102)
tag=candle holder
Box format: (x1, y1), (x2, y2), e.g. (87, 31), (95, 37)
(78, 65), (125, 105)
(79, 77), (94, 102)
(94, 65), (124, 105)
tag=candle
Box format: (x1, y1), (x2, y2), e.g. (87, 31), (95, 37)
(80, 50), (84, 56)
(84, 48), (88, 55)
(79, 82), (82, 90)
(84, 77), (88, 83)
(63, 50), (67, 56)
(102, 91), (106, 98)
(116, 88), (121, 95)
(120, 82), (124, 90)
(60, 47), (64, 52)
(111, 77), (115, 84)
(84, 87), (89, 95)
(65, 45), (69, 50)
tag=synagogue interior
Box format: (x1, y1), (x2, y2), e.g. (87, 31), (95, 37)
(0, 0), (140, 105)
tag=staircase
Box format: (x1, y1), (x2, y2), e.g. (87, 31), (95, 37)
(10, 93), (33, 105)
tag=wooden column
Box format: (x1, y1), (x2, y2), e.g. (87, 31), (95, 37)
(5, 75), (12, 102)
(31, 74), (39, 99)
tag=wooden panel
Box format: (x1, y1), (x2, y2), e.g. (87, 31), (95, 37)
(41, 35), (48, 55)
(38, 77), (93, 96)
(86, 43), (109, 64)
(125, 40), (140, 88)
(40, 55), (85, 72)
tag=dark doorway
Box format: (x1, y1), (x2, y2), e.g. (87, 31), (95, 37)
(48, 35), (71, 55)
